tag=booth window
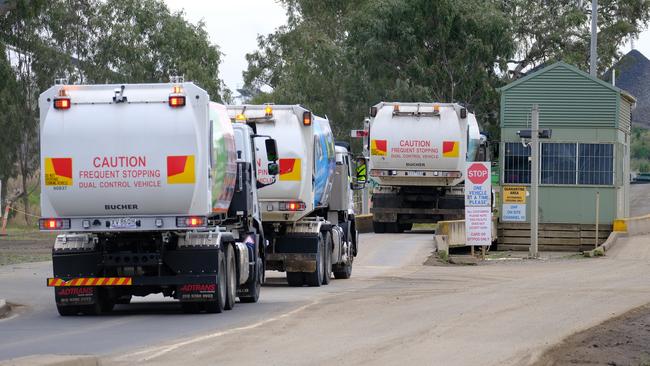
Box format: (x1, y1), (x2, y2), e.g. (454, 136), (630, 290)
(504, 142), (531, 184)
(578, 143), (614, 185)
(541, 143), (577, 184)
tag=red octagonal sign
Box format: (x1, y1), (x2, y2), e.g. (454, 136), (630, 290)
(467, 163), (489, 185)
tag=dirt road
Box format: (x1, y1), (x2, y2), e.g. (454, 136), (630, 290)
(106, 233), (650, 366)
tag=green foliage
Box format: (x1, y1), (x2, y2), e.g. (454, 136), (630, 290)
(244, 0), (650, 143)
(0, 0), (226, 219)
(632, 127), (650, 172)
(503, 0), (650, 77)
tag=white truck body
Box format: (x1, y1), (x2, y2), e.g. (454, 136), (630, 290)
(368, 102), (481, 187)
(227, 105), (357, 287)
(367, 102), (484, 231)
(40, 82), (269, 315)
(227, 105), (335, 222)
(39, 83), (235, 231)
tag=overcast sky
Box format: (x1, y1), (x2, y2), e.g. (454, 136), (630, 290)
(164, 1), (650, 93)
(164, 0), (287, 93)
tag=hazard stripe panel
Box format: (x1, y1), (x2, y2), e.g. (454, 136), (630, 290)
(47, 277), (132, 287)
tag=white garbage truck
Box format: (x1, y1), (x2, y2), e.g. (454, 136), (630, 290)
(39, 81), (278, 315)
(366, 102), (487, 233)
(227, 105), (361, 286)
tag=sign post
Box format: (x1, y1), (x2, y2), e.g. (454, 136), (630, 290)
(465, 162), (492, 251)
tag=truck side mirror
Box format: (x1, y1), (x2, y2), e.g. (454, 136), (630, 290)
(265, 139), (278, 162)
(268, 162), (279, 176)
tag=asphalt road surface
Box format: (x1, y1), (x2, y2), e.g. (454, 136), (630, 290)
(2, 232), (650, 365)
(0, 232), (432, 362)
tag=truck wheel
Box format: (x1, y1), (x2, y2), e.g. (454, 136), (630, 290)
(304, 234), (324, 287)
(224, 244), (237, 311)
(373, 221), (386, 234)
(57, 305), (79, 316)
(205, 248), (227, 314)
(239, 258), (262, 303)
(333, 259), (353, 279)
(286, 272), (304, 287)
(322, 232), (332, 285)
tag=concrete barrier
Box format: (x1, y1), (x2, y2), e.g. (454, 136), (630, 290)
(356, 214), (373, 234)
(436, 218), (498, 248)
(614, 214), (650, 236)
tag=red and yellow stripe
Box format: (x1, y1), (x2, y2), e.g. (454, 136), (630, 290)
(47, 277), (132, 287)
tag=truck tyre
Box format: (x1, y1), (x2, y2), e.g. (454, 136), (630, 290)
(286, 272), (304, 287)
(304, 234), (324, 287)
(373, 221), (386, 233)
(333, 259), (353, 279)
(204, 248), (227, 314)
(239, 257), (262, 303)
(224, 244), (237, 311)
(322, 232), (332, 285)
(57, 305), (79, 316)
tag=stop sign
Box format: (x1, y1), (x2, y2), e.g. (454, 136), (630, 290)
(467, 163), (489, 185)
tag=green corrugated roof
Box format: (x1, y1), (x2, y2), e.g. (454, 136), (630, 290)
(500, 62), (635, 103)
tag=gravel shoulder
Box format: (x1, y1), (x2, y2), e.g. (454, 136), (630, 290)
(534, 304), (650, 366)
(0, 229), (54, 266)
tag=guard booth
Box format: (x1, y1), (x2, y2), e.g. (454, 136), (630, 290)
(498, 62), (635, 251)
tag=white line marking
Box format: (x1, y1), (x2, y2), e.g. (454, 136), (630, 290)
(118, 301), (317, 362)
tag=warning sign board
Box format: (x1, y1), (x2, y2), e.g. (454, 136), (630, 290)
(503, 186), (527, 204)
(502, 204), (526, 222)
(465, 206), (492, 246)
(465, 162), (492, 246)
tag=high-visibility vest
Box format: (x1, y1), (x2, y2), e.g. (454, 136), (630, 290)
(356, 164), (367, 181)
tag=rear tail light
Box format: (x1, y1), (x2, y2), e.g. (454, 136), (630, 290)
(53, 98), (71, 110)
(39, 218), (71, 230)
(176, 216), (207, 228)
(169, 96), (186, 108)
(279, 201), (306, 211)
(303, 111), (312, 126)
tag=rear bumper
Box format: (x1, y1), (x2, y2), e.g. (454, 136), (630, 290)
(49, 275), (219, 306)
(47, 275), (216, 287)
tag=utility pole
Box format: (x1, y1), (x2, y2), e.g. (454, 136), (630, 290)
(590, 0), (598, 76)
(530, 105), (540, 258)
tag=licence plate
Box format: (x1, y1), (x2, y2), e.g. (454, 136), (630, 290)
(110, 218), (138, 229)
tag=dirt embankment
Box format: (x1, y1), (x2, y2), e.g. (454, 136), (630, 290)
(534, 304), (650, 366)
(0, 232), (54, 266)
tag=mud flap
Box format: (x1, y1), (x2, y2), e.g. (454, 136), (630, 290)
(267, 235), (319, 272)
(177, 283), (218, 302)
(55, 286), (97, 306)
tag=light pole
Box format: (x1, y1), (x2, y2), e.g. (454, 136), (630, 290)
(590, 0), (598, 76)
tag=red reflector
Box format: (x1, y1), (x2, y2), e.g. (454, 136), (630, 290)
(39, 218), (71, 230)
(303, 111), (312, 126)
(54, 98), (71, 110)
(176, 216), (206, 228)
(169, 96), (186, 107)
